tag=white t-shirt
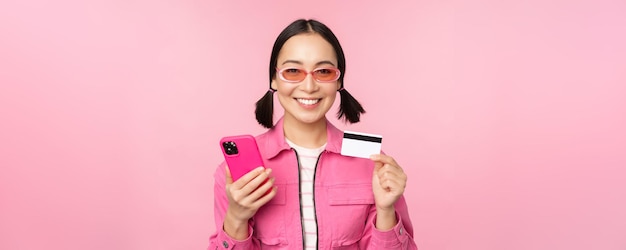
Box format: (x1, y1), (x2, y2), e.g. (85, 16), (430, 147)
(286, 139), (325, 249)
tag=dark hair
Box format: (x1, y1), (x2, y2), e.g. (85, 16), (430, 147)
(255, 19), (365, 128)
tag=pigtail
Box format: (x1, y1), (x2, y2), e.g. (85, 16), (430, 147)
(337, 88), (365, 123)
(255, 89), (275, 128)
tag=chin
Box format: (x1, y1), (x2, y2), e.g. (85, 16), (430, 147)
(285, 109), (329, 125)
(294, 115), (326, 124)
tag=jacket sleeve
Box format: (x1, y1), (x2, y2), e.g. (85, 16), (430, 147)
(207, 162), (261, 250)
(360, 195), (418, 249)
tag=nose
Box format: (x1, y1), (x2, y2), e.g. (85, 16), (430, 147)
(300, 72), (318, 92)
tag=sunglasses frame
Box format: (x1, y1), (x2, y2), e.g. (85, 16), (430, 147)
(275, 67), (341, 83)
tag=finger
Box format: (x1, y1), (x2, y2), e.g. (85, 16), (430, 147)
(373, 158), (405, 175)
(378, 176), (405, 187)
(225, 165), (233, 185)
(377, 167), (402, 181)
(239, 168), (272, 195)
(244, 177), (276, 204)
(377, 163), (406, 178)
(377, 169), (407, 186)
(379, 178), (405, 193)
(230, 170), (271, 207)
(373, 160), (384, 173)
(370, 154), (400, 168)
(251, 186), (277, 208)
(231, 166), (265, 189)
(377, 171), (403, 185)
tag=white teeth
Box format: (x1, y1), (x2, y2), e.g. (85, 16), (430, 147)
(296, 98), (320, 105)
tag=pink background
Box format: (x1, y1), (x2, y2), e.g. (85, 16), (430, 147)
(1, 1), (625, 249)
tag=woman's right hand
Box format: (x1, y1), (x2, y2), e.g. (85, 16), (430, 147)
(223, 165), (276, 239)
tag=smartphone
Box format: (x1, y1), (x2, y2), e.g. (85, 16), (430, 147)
(219, 135), (265, 182)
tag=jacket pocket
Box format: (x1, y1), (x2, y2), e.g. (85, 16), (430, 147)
(258, 237), (289, 249)
(331, 237), (361, 249)
(327, 183), (375, 205)
(327, 184), (375, 249)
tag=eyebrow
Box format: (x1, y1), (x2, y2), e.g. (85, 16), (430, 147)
(281, 60), (336, 67)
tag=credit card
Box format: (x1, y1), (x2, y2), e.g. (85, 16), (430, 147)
(340, 131), (383, 159)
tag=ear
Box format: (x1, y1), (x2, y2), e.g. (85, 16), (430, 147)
(271, 79), (278, 91)
(337, 81), (342, 91)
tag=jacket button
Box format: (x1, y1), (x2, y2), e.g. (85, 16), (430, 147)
(399, 227), (404, 235)
(222, 241), (229, 248)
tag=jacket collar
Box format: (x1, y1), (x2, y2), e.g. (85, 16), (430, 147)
(263, 117), (343, 159)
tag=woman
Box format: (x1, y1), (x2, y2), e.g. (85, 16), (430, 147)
(209, 19), (418, 249)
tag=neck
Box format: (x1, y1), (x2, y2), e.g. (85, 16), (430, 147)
(283, 116), (327, 149)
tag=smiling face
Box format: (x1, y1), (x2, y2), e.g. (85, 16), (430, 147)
(271, 33), (341, 127)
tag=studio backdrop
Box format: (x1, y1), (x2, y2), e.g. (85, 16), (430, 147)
(1, 1), (625, 249)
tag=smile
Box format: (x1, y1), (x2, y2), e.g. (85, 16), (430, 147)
(295, 98), (321, 105)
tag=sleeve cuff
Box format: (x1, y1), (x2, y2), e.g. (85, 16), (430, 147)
(216, 224), (255, 249)
(371, 212), (410, 248)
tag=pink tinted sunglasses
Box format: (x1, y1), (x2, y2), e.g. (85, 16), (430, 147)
(276, 67), (341, 83)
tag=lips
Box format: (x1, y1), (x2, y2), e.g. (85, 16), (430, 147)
(295, 98), (321, 105)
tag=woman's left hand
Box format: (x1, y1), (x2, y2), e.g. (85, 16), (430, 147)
(370, 154), (407, 210)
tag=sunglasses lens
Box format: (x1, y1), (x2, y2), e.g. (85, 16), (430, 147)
(314, 68), (339, 81)
(281, 68), (305, 82)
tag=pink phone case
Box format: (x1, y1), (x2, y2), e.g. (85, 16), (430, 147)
(219, 135), (265, 181)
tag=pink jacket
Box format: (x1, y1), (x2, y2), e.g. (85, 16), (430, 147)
(208, 118), (418, 249)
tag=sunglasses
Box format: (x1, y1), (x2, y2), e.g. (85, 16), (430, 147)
(276, 67), (341, 83)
